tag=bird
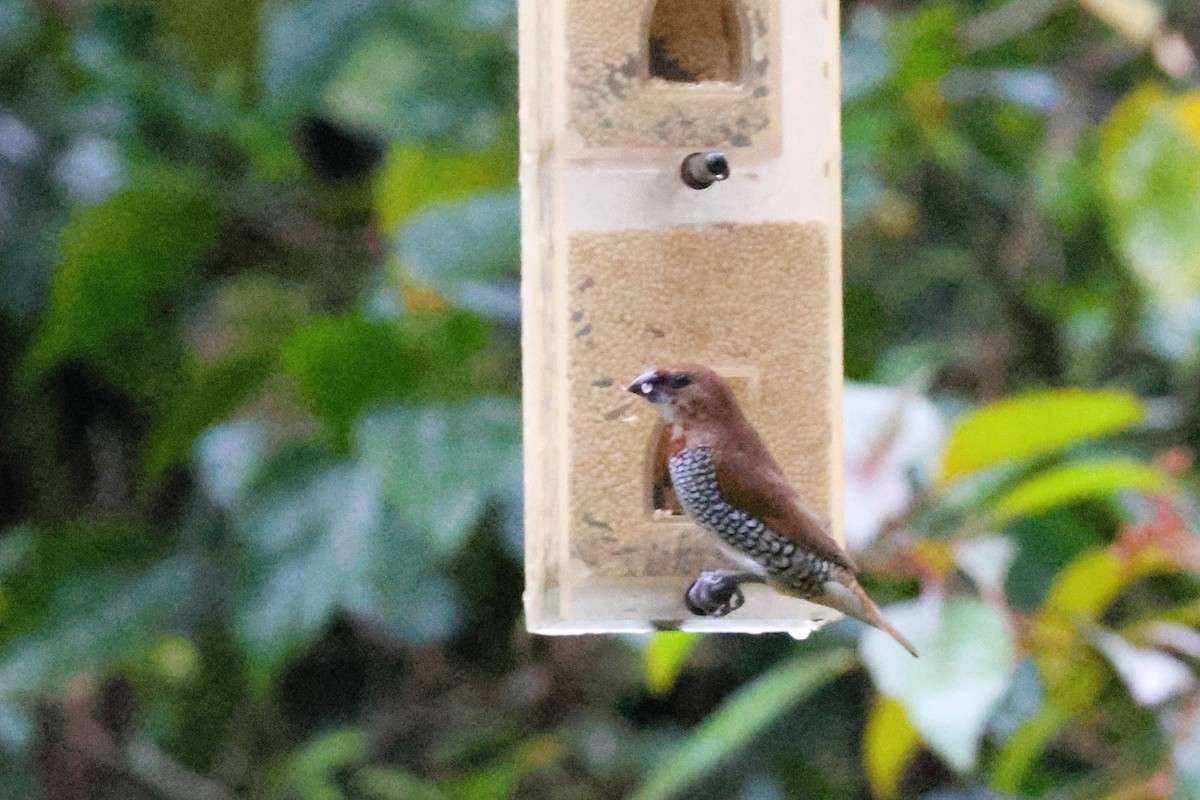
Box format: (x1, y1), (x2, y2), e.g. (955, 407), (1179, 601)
(627, 364), (919, 657)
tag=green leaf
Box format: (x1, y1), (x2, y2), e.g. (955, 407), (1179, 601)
(192, 274), (315, 361)
(164, 624), (248, 772)
(231, 452), (454, 685)
(0, 529), (34, 634)
(0, 521), (169, 645)
(1033, 137), (1099, 232)
(261, 0), (387, 108)
(861, 595), (1016, 772)
(357, 766), (447, 800)
(356, 398), (521, 554)
(1031, 546), (1179, 714)
(441, 762), (522, 800)
(991, 457), (1167, 523)
(25, 164), (219, 400)
(990, 705), (1069, 795)
(842, 9), (892, 103)
(279, 310), (490, 439)
(159, 0), (266, 86)
(144, 353), (274, 480)
(940, 389), (1144, 481)
(642, 632), (700, 696)
(322, 29), (425, 136)
(318, 15), (514, 147)
(863, 696), (920, 800)
(1175, 712), (1200, 800)
(0, 529), (32, 584)
(1039, 548), (1133, 627)
(1099, 87), (1200, 306)
(232, 456), (370, 676)
(280, 317), (408, 435)
(193, 419), (272, 509)
(229, 399), (515, 685)
(0, 556), (201, 703)
(375, 145), (514, 230)
(629, 649), (854, 800)
(0, 741), (33, 800)
(1003, 507), (1108, 610)
(398, 192), (519, 320)
(146, 275), (312, 477)
(0, 1), (36, 51)
(277, 728), (368, 800)
(888, 6), (960, 89)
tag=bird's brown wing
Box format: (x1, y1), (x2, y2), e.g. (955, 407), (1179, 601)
(713, 426), (857, 573)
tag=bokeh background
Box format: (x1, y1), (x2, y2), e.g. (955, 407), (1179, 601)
(2, 0), (1200, 797)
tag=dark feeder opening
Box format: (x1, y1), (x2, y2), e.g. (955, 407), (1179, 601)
(648, 0), (745, 83)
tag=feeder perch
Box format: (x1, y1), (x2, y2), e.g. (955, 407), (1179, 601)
(520, 0), (844, 636)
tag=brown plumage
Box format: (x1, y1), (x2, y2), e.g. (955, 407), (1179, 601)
(646, 420), (685, 515)
(629, 363), (918, 657)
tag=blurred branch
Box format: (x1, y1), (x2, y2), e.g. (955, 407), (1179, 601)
(125, 740), (234, 800)
(33, 689), (234, 800)
(1077, 0), (1197, 79)
(961, 0), (1197, 79)
(960, 0), (1064, 53)
(967, 214), (1066, 385)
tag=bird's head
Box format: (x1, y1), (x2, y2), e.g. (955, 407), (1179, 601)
(627, 364), (741, 426)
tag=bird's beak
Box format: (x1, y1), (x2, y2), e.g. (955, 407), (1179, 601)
(627, 368), (660, 399)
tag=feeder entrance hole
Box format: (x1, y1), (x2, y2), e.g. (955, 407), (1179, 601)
(648, 0), (744, 83)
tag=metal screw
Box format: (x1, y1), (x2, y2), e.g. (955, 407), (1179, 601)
(680, 151), (730, 190)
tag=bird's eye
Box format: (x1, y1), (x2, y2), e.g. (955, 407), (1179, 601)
(640, 382), (654, 395)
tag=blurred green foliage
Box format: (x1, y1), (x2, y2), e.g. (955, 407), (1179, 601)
(0, 0), (1199, 798)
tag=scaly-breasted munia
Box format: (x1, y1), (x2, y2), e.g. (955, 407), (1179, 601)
(628, 364), (918, 657)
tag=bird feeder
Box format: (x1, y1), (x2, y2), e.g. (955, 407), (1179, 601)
(520, 0), (843, 636)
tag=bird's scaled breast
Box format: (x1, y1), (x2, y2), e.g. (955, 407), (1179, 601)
(667, 446), (797, 575)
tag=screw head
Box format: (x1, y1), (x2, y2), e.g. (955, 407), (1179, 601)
(680, 150), (731, 190)
(704, 152), (730, 180)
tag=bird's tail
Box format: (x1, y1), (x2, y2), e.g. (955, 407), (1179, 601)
(817, 579), (919, 658)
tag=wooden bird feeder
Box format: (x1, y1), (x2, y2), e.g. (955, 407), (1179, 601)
(520, 0), (844, 636)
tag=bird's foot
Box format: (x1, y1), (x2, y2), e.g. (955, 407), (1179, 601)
(684, 570), (763, 617)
